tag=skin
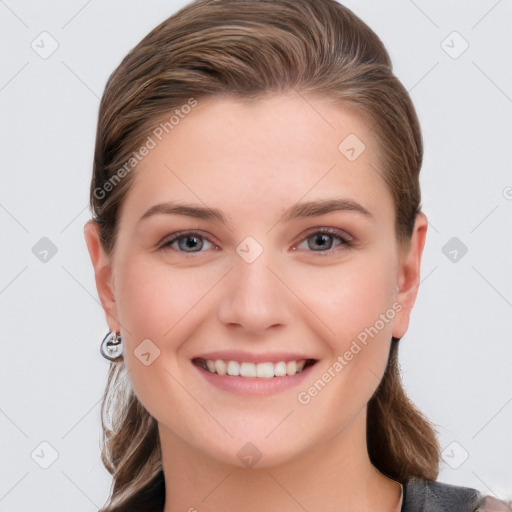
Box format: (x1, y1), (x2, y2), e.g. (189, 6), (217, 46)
(84, 92), (427, 512)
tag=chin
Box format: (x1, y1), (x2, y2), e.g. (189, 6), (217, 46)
(198, 431), (309, 470)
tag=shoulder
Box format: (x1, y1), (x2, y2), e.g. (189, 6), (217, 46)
(402, 477), (512, 512)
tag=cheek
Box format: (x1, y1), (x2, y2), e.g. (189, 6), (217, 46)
(113, 256), (208, 422)
(293, 259), (396, 421)
(115, 254), (216, 342)
(295, 252), (397, 345)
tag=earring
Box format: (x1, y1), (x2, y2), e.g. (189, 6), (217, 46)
(100, 331), (124, 361)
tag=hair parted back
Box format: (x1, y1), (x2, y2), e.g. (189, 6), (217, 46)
(89, 0), (441, 509)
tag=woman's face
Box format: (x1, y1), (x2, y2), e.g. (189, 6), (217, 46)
(86, 92), (425, 468)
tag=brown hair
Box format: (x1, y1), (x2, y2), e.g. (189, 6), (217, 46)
(88, 0), (441, 509)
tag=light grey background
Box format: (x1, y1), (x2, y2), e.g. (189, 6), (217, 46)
(1, 1), (511, 510)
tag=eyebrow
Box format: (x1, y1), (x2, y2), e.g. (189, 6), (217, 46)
(138, 197), (374, 226)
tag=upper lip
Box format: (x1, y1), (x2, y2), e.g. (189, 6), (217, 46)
(192, 351), (318, 364)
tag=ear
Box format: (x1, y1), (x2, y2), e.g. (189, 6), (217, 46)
(83, 220), (120, 332)
(392, 212), (428, 340)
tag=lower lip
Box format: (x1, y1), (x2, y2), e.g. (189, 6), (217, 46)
(193, 361), (317, 396)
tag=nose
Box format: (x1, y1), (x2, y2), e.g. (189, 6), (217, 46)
(217, 253), (292, 334)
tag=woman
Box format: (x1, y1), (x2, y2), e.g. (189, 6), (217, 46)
(84, 0), (510, 510)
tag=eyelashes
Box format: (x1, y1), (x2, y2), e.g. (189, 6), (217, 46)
(158, 228), (355, 255)
(295, 228), (354, 252)
(160, 230), (216, 253)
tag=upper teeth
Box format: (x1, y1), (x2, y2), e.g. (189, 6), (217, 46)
(201, 359), (308, 378)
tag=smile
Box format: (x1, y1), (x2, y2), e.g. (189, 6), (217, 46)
(193, 358), (317, 378)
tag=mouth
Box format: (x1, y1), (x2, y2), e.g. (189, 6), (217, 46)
(192, 357), (318, 378)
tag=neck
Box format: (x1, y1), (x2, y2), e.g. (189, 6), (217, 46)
(160, 407), (402, 512)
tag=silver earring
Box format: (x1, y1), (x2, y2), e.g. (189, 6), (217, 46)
(100, 331), (123, 361)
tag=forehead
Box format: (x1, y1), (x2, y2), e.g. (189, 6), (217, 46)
(118, 92), (394, 229)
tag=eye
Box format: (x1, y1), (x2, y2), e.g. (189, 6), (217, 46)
(159, 231), (215, 253)
(158, 227), (354, 255)
(294, 228), (354, 253)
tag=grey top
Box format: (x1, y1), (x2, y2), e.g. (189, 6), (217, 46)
(110, 472), (512, 511)
(402, 477), (512, 512)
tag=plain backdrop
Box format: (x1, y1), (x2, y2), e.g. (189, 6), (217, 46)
(0, 1), (511, 510)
